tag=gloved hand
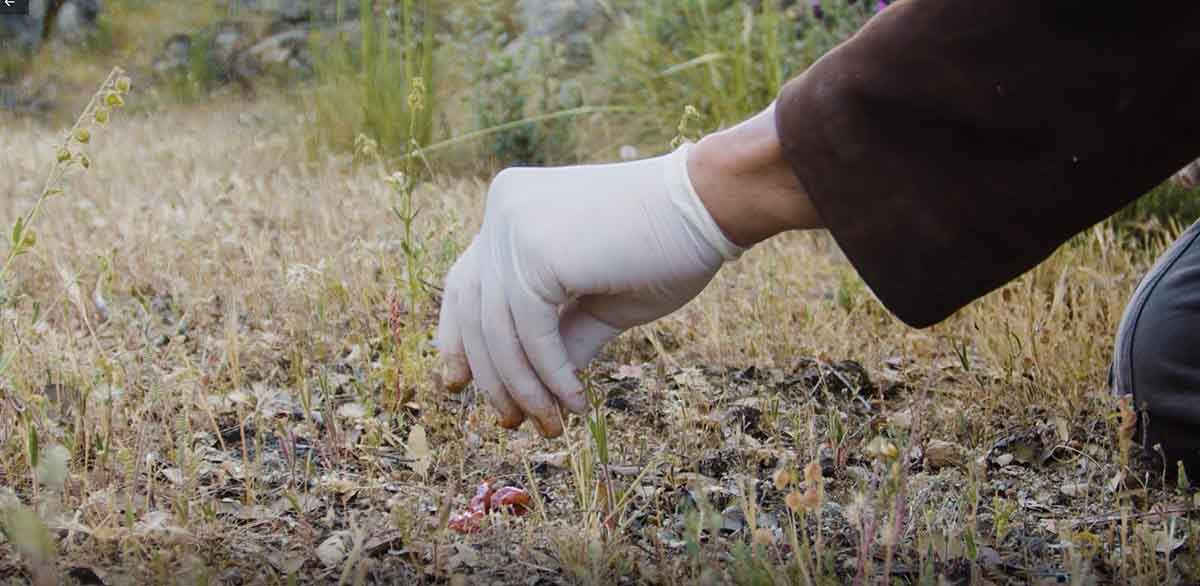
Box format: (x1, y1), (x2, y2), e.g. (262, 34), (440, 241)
(435, 143), (746, 437)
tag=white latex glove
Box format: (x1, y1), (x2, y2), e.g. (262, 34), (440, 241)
(436, 143), (745, 437)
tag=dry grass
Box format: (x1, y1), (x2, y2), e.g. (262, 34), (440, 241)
(0, 95), (1198, 584)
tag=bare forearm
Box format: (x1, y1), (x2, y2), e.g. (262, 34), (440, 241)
(688, 103), (823, 247)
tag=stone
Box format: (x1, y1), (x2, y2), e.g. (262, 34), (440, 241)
(514, 0), (610, 66)
(224, 0), (359, 24)
(52, 0), (102, 44)
(924, 439), (963, 470)
(516, 0), (607, 40)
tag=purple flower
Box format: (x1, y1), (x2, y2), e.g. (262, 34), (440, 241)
(874, 0), (891, 12)
(811, 0), (824, 20)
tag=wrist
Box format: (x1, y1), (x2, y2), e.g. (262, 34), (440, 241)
(687, 103), (821, 246)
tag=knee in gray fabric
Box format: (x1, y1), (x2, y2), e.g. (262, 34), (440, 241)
(1111, 219), (1200, 480)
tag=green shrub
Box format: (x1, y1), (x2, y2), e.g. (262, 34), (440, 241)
(1116, 181), (1200, 229)
(596, 0), (874, 146)
(469, 41), (582, 168)
(306, 0), (437, 160)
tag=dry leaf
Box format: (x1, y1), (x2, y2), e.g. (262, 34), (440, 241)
(337, 402), (366, 420)
(406, 425), (432, 477)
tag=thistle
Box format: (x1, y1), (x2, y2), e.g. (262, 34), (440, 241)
(0, 67), (131, 297)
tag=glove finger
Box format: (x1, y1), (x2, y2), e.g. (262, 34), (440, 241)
(455, 246), (525, 429)
(481, 256), (564, 438)
(560, 299), (625, 370)
(436, 259), (472, 393)
(507, 274), (587, 415)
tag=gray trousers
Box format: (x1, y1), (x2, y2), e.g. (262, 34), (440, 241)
(1112, 219), (1200, 476)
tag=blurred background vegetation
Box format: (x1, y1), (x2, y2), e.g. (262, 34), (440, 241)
(3, 0), (1198, 227)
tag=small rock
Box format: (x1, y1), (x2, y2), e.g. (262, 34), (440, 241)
(719, 506), (746, 534)
(516, 0), (607, 40)
(924, 439), (962, 470)
(316, 533), (347, 567)
(994, 453), (1014, 467)
(51, 0), (102, 44)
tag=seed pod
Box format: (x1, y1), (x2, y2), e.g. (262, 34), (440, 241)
(772, 468), (792, 491)
(73, 128), (91, 144)
(104, 92), (124, 108)
(77, 154), (91, 169)
(785, 490), (804, 513)
(94, 108), (110, 124)
(115, 76), (132, 94)
(56, 149), (72, 163)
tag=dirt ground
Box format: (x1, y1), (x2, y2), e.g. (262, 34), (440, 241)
(0, 99), (1197, 585)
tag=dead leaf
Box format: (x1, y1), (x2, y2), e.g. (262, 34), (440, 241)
(406, 425), (432, 477)
(531, 451), (570, 470)
(337, 402), (366, 420)
(160, 467), (184, 486)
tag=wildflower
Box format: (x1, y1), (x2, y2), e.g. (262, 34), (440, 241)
(811, 0), (824, 20)
(73, 128), (90, 144)
(94, 108), (110, 125)
(104, 92), (124, 108)
(56, 149), (71, 163)
(114, 76), (131, 94)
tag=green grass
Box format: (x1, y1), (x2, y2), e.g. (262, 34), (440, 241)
(306, 0), (436, 161)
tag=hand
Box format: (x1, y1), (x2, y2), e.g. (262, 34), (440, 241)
(436, 143), (745, 437)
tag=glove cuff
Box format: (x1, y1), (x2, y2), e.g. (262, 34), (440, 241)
(666, 142), (748, 262)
